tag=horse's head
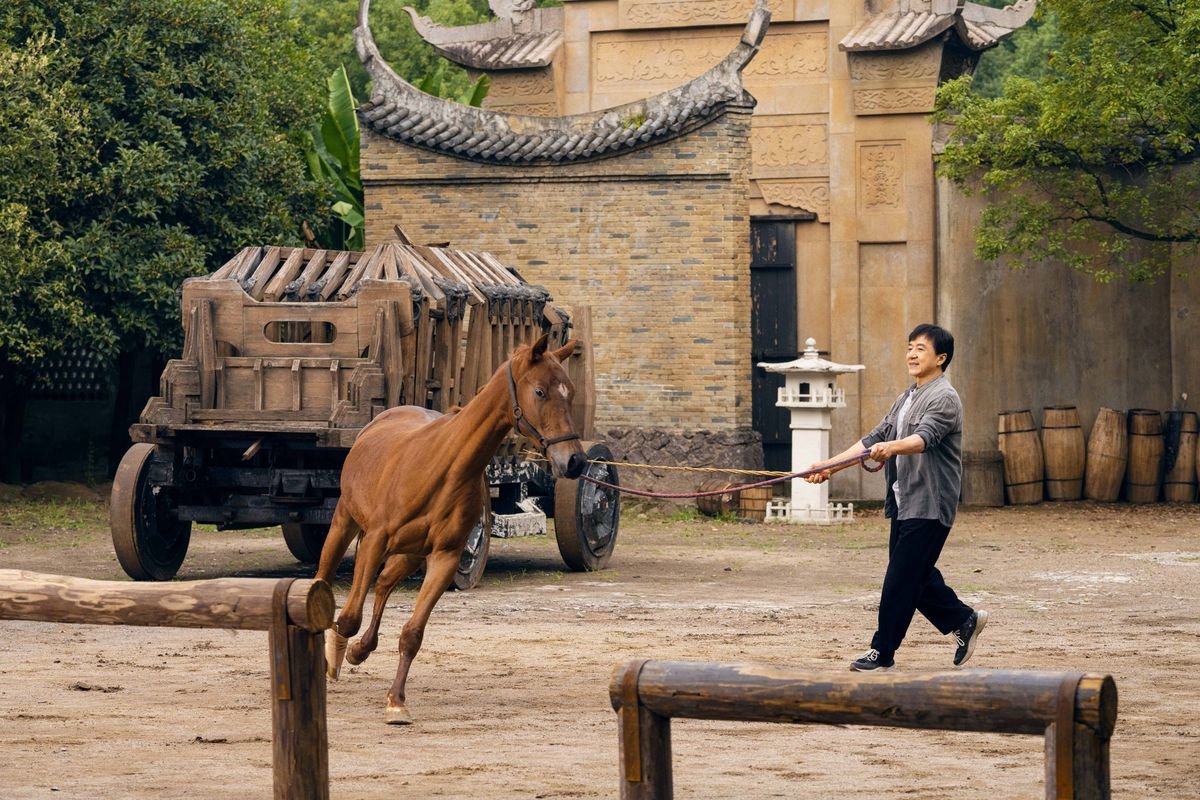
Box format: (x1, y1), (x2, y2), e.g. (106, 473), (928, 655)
(508, 334), (588, 479)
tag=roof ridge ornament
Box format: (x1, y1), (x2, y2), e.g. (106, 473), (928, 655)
(355, 0), (771, 164)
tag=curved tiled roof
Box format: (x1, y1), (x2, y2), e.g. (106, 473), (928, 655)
(839, 0), (1035, 52)
(403, 6), (563, 70)
(355, 0), (769, 165)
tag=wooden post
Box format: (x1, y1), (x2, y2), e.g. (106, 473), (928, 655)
(613, 661), (672, 800)
(270, 579), (329, 800)
(610, 661), (1117, 800)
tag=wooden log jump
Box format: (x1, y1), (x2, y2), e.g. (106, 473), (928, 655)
(610, 660), (1118, 800)
(0, 570), (335, 800)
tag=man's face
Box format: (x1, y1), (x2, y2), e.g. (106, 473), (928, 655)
(906, 334), (945, 382)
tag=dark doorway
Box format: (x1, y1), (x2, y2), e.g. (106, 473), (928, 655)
(750, 221), (797, 473)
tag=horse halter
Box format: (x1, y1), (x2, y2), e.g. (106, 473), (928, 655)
(506, 361), (581, 452)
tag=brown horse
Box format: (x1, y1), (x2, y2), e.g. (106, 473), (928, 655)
(315, 333), (587, 724)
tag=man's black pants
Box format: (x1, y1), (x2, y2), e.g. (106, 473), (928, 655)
(869, 516), (973, 660)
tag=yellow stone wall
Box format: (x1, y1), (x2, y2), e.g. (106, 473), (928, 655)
(361, 107), (756, 433)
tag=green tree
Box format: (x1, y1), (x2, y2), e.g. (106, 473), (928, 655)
(935, 0), (1200, 281)
(969, 11), (1062, 99)
(287, 0), (492, 103)
(0, 0), (330, 478)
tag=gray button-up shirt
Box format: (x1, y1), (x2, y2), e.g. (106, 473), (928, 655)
(861, 373), (963, 527)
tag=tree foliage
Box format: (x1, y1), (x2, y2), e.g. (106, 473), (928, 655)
(935, 0), (1200, 281)
(1, 0), (329, 370)
(968, 11), (1062, 99)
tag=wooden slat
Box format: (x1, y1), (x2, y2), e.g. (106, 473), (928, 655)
(188, 408), (333, 423)
(212, 247), (254, 281)
(244, 246), (282, 299)
(382, 246), (400, 282)
(263, 248), (307, 302)
(315, 251), (353, 301)
(288, 250), (329, 301)
(336, 246), (382, 300)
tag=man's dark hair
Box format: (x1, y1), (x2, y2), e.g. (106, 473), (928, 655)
(908, 323), (954, 372)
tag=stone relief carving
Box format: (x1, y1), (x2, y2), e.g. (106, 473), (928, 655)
(622, 0), (789, 26)
(487, 72), (556, 99)
(594, 30), (826, 88)
(490, 102), (559, 116)
(758, 179), (830, 221)
(751, 124), (828, 169)
(858, 143), (903, 212)
(848, 44), (941, 82)
(853, 87), (938, 116)
(746, 33), (827, 78)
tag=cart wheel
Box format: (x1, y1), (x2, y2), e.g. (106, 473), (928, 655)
(452, 505), (491, 591)
(281, 523), (329, 564)
(111, 443), (192, 581)
(554, 442), (620, 571)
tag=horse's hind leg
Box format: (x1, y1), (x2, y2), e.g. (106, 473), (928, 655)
(384, 548), (460, 725)
(347, 553), (423, 667)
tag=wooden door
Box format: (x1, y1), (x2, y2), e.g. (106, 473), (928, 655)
(750, 222), (797, 473)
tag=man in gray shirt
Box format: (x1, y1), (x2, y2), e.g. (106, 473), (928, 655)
(806, 324), (986, 671)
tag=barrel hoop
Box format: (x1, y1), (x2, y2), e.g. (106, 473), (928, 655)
(1004, 479), (1043, 487)
(1045, 478), (1082, 485)
(1041, 424), (1081, 430)
(1000, 428), (1038, 434)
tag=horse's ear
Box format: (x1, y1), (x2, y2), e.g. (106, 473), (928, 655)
(552, 339), (578, 362)
(529, 333), (550, 363)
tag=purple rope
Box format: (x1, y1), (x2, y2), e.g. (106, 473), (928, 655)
(580, 450), (883, 500)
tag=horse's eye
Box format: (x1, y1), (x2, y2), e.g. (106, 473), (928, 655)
(534, 387), (546, 399)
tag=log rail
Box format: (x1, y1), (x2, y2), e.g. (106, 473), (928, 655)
(610, 660), (1118, 800)
(0, 570), (335, 800)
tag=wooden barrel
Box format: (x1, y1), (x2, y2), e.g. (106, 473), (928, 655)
(961, 450), (1004, 507)
(735, 486), (771, 523)
(696, 479), (738, 517)
(1084, 408), (1128, 502)
(1041, 405), (1085, 501)
(1124, 409), (1164, 503)
(1163, 411), (1198, 502)
(998, 410), (1044, 504)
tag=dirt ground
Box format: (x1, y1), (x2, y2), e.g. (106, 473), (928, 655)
(0, 489), (1197, 799)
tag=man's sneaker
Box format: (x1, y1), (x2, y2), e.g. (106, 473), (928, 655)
(952, 610), (988, 666)
(849, 648), (894, 672)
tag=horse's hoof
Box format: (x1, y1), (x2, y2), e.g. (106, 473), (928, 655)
(326, 632), (349, 680)
(385, 704), (413, 725)
(346, 642), (367, 666)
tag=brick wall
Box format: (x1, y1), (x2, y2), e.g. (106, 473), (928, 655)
(361, 105), (760, 474)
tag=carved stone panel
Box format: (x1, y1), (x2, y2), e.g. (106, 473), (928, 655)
(852, 87), (937, 116)
(857, 142), (904, 213)
(620, 0), (791, 28)
(758, 178), (830, 221)
(484, 70), (560, 116)
(847, 41), (942, 117)
(591, 25), (828, 108)
(750, 116), (828, 177)
(847, 43), (941, 82)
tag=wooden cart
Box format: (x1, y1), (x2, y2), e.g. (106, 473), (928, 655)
(112, 243), (620, 586)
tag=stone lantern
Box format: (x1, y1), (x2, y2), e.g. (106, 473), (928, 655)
(758, 338), (864, 523)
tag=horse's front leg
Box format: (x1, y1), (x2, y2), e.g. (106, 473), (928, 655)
(326, 530), (388, 680)
(347, 553), (424, 667)
(384, 548), (460, 725)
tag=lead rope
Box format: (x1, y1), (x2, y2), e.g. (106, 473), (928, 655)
(579, 451), (883, 500)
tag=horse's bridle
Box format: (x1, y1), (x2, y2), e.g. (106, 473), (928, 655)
(507, 362), (581, 452)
